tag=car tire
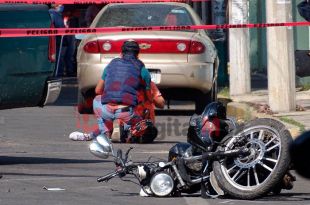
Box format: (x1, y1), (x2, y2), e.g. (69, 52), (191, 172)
(77, 91), (93, 114)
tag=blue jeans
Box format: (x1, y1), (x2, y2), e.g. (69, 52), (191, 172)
(93, 96), (140, 137)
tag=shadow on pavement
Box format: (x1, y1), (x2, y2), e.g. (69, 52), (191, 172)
(152, 140), (183, 144)
(112, 192), (139, 197)
(53, 86), (78, 106)
(257, 193), (310, 201)
(0, 172), (99, 178)
(0, 156), (108, 165)
(179, 192), (310, 201)
(156, 110), (195, 116)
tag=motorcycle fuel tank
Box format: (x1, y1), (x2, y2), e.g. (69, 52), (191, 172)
(168, 142), (192, 161)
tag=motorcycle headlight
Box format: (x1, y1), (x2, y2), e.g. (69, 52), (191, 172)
(150, 172), (174, 197)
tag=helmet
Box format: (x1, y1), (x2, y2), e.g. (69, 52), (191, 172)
(122, 40), (140, 55)
(201, 101), (226, 120)
(200, 101), (228, 142)
(130, 119), (158, 143)
(187, 102), (228, 149)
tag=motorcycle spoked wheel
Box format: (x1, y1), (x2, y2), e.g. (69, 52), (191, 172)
(212, 118), (293, 199)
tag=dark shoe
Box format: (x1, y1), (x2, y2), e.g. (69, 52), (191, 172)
(282, 171), (296, 190)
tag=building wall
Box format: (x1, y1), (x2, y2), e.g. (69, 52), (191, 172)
(249, 0), (267, 73)
(293, 0), (310, 77)
(249, 0), (310, 76)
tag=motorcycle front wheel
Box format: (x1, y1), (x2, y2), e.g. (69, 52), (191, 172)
(213, 118), (293, 199)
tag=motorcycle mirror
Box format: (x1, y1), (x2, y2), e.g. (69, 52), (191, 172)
(96, 134), (113, 152)
(115, 148), (125, 166)
(124, 147), (133, 162)
(117, 149), (123, 160)
(89, 141), (110, 159)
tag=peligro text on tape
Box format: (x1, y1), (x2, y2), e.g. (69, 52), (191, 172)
(0, 0), (211, 4)
(0, 22), (310, 38)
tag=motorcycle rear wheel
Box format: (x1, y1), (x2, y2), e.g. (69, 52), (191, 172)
(212, 118), (292, 199)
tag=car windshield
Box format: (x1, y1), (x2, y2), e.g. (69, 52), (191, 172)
(96, 4), (196, 32)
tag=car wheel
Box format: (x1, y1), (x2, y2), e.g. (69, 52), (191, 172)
(77, 91), (93, 114)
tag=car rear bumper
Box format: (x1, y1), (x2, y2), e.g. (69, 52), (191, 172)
(42, 78), (62, 105)
(78, 62), (215, 94)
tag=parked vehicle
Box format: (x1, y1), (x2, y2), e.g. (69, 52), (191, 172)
(0, 4), (62, 110)
(90, 102), (294, 199)
(77, 2), (218, 114)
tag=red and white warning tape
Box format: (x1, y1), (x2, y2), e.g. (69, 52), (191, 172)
(0, 22), (309, 38)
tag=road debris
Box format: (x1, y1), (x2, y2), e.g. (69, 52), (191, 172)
(43, 186), (66, 191)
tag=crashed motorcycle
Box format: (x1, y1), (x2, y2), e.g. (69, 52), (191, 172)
(89, 102), (294, 199)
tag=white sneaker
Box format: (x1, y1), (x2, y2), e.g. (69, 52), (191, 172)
(111, 121), (120, 142)
(69, 131), (93, 141)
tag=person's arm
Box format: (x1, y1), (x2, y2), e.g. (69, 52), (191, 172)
(140, 67), (152, 103)
(95, 67), (107, 95)
(151, 82), (165, 108)
(154, 95), (165, 109)
(95, 79), (104, 95)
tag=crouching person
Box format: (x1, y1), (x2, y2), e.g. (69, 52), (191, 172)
(70, 40), (152, 141)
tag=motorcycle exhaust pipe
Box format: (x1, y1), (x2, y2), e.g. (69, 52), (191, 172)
(172, 164), (186, 187)
(189, 176), (210, 184)
(202, 148), (251, 161)
(183, 148), (250, 163)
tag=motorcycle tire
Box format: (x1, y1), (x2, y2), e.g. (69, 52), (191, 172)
(212, 118), (293, 199)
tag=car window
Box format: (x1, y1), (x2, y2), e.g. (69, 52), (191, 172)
(96, 4), (195, 31)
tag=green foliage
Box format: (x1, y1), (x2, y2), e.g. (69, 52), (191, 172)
(279, 116), (306, 132)
(218, 87), (229, 98)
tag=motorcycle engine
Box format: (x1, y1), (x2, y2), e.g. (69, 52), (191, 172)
(168, 143), (203, 172)
(184, 147), (203, 172)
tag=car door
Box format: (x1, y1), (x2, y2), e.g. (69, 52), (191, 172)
(0, 5), (55, 109)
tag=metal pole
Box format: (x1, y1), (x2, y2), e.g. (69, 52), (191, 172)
(55, 35), (64, 77)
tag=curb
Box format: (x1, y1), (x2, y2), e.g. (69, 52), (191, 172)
(226, 101), (301, 139)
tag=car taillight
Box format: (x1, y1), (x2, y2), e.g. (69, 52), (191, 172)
(84, 39), (205, 54)
(189, 41), (205, 54)
(84, 40), (100, 53)
(48, 23), (56, 62)
(97, 40), (191, 54)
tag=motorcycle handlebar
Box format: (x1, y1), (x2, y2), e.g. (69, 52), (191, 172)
(97, 162), (139, 183)
(97, 171), (119, 182)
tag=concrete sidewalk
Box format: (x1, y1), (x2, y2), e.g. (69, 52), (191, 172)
(225, 89), (310, 138)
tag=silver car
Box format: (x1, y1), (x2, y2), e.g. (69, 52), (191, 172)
(77, 2), (218, 113)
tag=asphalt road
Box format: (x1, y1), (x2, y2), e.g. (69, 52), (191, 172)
(1, 83), (310, 205)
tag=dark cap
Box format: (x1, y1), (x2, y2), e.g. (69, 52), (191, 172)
(121, 40), (140, 55)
